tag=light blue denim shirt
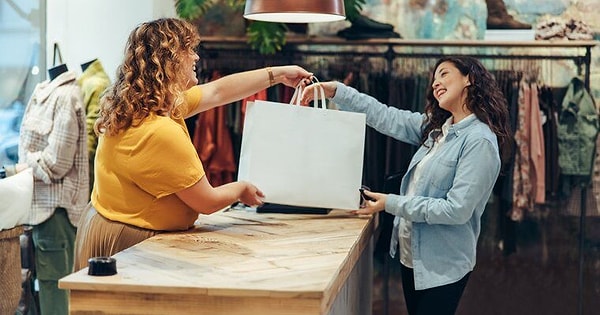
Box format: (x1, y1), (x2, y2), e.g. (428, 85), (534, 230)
(331, 82), (500, 290)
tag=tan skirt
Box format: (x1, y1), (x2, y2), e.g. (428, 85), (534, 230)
(73, 203), (160, 272)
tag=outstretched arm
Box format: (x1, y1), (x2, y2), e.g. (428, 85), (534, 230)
(187, 65), (313, 117)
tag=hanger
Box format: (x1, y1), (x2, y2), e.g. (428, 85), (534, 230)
(81, 58), (98, 72)
(48, 43), (68, 81)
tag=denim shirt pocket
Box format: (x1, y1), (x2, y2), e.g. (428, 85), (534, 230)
(428, 157), (457, 192)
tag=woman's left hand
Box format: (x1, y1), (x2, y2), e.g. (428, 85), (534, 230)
(353, 190), (386, 215)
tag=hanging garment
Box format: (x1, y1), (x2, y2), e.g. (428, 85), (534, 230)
(538, 85), (560, 201)
(557, 76), (599, 177)
(562, 134), (600, 217)
(77, 59), (111, 193)
(511, 79), (545, 220)
(192, 71), (237, 187)
(529, 82), (546, 204)
(511, 79), (533, 221)
(18, 71), (89, 226)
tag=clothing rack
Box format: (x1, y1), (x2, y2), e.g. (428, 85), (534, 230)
(199, 37), (597, 89)
(198, 36), (598, 315)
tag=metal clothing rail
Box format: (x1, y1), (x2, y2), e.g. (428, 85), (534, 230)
(199, 36), (597, 89)
(198, 36), (598, 315)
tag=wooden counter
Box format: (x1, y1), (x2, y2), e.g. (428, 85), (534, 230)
(59, 208), (375, 315)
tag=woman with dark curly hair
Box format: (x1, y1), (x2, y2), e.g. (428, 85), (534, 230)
(73, 18), (312, 271)
(301, 56), (510, 315)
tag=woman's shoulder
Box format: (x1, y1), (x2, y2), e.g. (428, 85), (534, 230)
(463, 119), (499, 148)
(126, 115), (186, 142)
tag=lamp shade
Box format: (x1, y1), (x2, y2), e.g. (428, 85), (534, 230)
(244, 0), (346, 23)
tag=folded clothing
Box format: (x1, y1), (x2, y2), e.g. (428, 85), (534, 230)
(535, 17), (593, 40)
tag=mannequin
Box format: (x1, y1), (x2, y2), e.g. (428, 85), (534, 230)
(48, 64), (68, 81)
(81, 58), (98, 72)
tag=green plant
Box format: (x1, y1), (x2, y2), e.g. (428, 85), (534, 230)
(175, 0), (245, 20)
(175, 0), (365, 54)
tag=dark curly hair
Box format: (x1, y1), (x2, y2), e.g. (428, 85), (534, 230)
(95, 18), (201, 136)
(422, 56), (511, 155)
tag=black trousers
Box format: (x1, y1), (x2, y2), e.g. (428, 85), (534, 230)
(401, 264), (471, 315)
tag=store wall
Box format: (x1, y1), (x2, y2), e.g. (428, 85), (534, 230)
(46, 0), (176, 81)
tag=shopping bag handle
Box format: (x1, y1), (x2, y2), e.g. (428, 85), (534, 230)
(312, 77), (327, 109)
(289, 77), (327, 109)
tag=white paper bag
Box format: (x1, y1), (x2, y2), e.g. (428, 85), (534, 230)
(238, 85), (366, 210)
(0, 168), (33, 230)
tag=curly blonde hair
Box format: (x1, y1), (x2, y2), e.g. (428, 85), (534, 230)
(95, 18), (200, 136)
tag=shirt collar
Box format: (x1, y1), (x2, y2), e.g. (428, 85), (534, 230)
(447, 113), (476, 136)
(37, 71), (77, 103)
(77, 59), (108, 83)
(441, 116), (453, 137)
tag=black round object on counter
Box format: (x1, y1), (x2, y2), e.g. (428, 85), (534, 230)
(88, 256), (117, 276)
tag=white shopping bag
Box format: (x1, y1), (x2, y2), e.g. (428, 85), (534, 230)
(0, 168), (33, 230)
(238, 84), (366, 210)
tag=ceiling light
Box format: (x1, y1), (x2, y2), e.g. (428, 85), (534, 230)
(243, 0), (346, 23)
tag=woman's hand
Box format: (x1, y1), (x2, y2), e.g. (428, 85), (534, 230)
(300, 81), (338, 105)
(238, 181), (265, 207)
(272, 66), (313, 88)
(176, 177), (265, 215)
(353, 190), (386, 215)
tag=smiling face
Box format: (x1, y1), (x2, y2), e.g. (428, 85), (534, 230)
(180, 50), (199, 90)
(431, 61), (471, 117)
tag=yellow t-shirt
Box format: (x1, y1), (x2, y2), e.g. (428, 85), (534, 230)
(91, 86), (204, 231)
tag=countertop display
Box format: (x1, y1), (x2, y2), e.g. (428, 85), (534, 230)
(59, 208), (376, 315)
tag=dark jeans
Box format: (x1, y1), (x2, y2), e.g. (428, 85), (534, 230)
(401, 264), (470, 315)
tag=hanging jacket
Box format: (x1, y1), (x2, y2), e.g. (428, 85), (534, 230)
(77, 59), (111, 192)
(557, 76), (599, 176)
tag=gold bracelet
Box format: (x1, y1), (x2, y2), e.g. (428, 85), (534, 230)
(266, 67), (275, 87)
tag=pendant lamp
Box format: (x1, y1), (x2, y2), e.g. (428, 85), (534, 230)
(244, 0), (346, 23)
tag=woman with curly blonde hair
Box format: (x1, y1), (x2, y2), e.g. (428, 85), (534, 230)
(74, 18), (312, 270)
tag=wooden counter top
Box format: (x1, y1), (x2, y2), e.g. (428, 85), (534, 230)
(59, 208), (375, 315)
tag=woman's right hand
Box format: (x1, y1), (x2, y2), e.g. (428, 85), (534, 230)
(301, 81), (338, 105)
(238, 181), (265, 207)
